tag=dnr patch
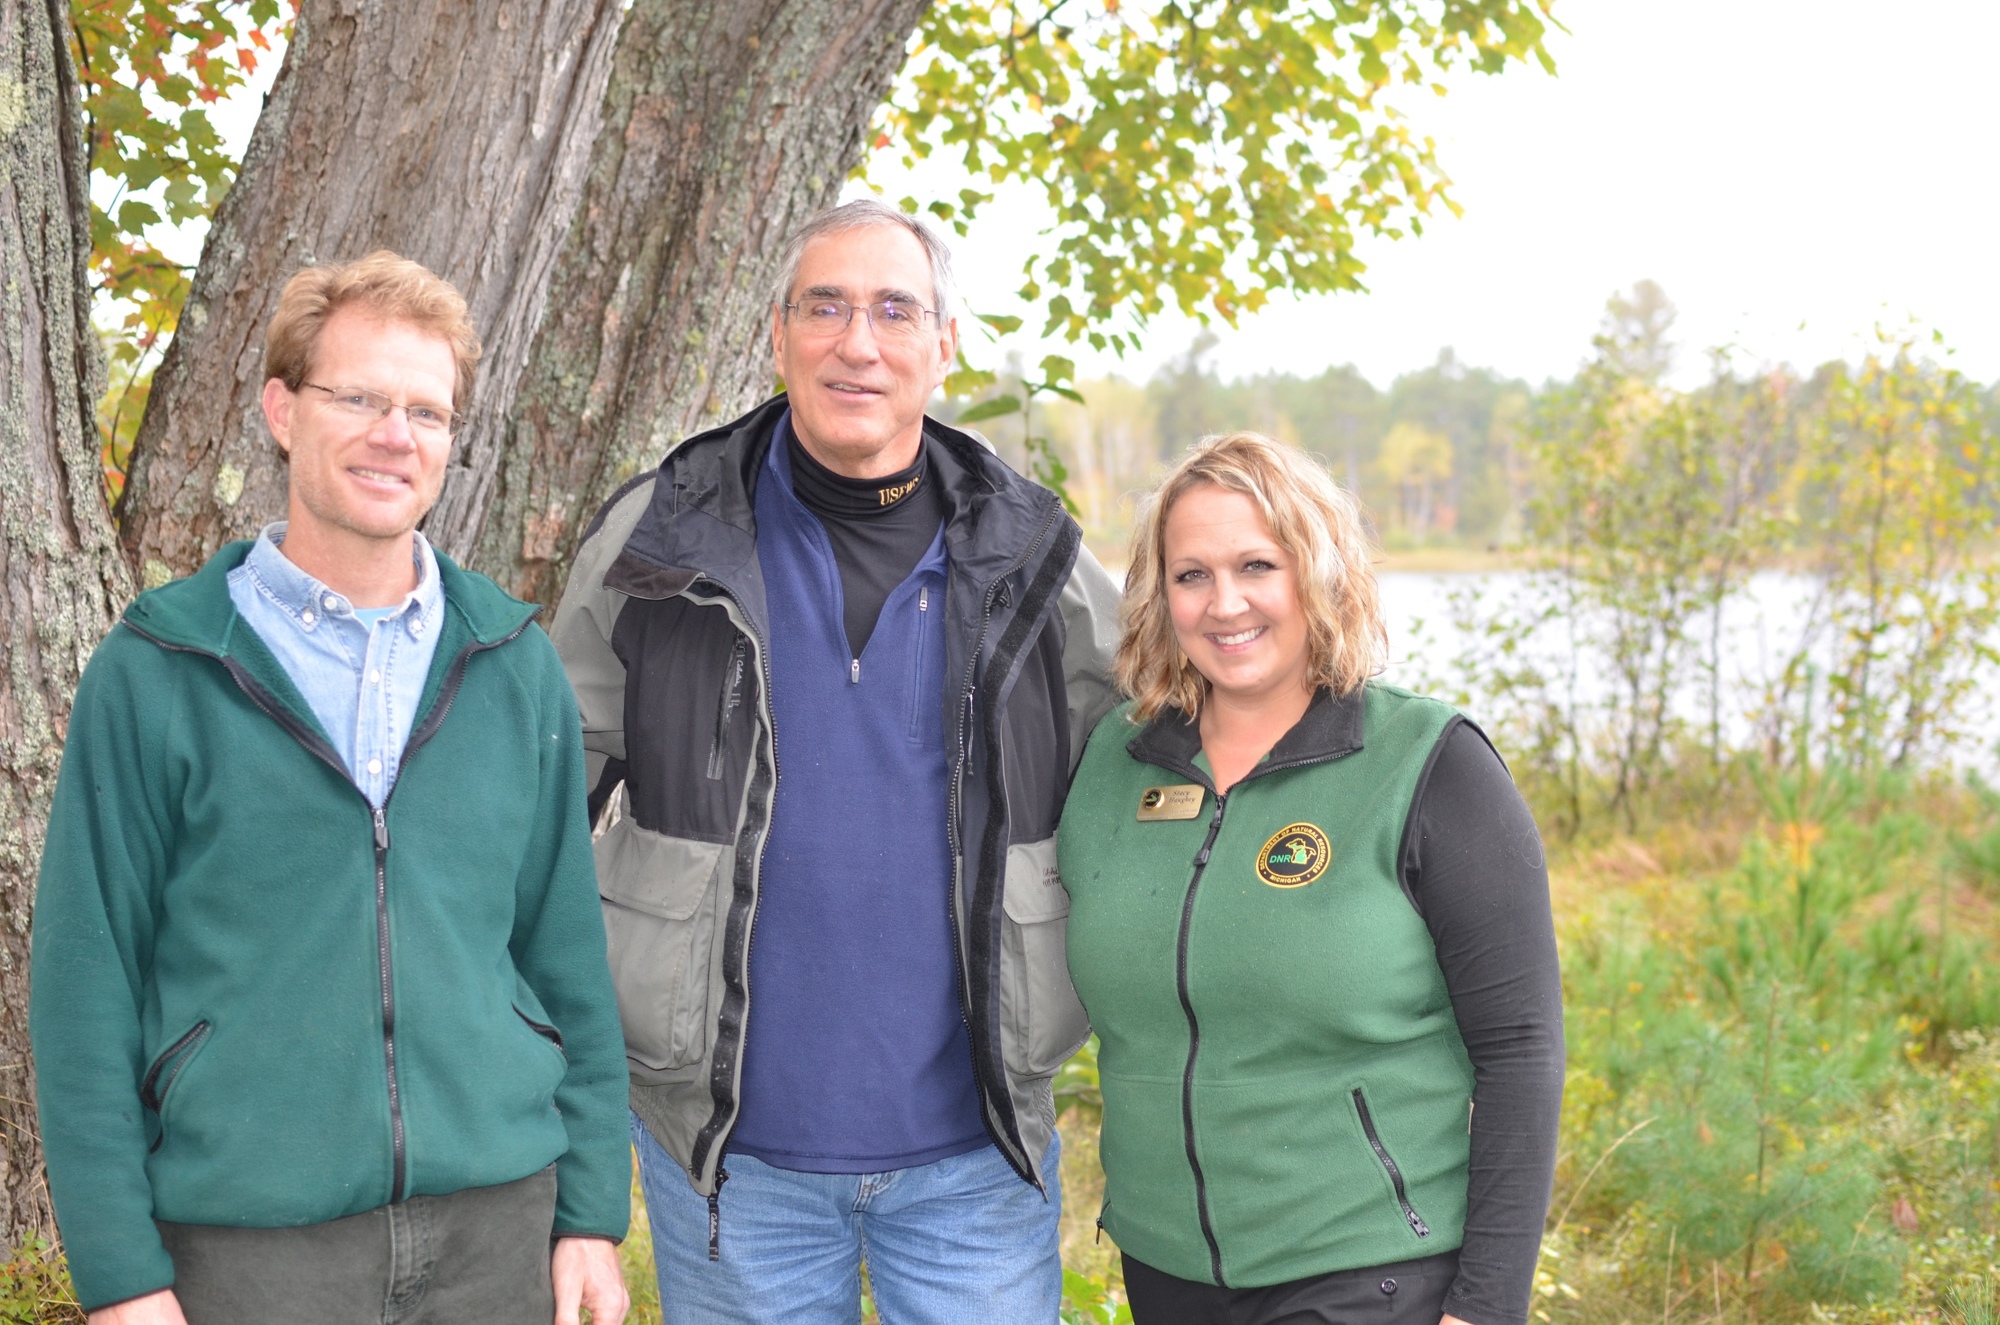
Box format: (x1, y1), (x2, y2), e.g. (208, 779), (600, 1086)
(1257, 822), (1331, 889)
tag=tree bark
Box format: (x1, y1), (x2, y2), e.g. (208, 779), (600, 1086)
(0, 0), (133, 1247)
(116, 0), (626, 587)
(448, 0), (933, 603)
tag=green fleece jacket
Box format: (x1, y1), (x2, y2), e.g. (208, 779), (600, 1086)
(1059, 684), (1474, 1288)
(29, 544), (630, 1312)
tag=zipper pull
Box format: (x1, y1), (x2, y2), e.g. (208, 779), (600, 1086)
(707, 1167), (729, 1262)
(373, 807), (389, 852)
(1095, 1210), (1106, 1245)
(850, 658), (861, 684)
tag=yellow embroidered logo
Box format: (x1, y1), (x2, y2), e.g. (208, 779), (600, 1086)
(878, 475), (921, 505)
(1256, 822), (1331, 888)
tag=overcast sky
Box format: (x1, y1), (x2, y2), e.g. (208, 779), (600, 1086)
(862, 0), (2000, 390)
(195, 1), (1998, 392)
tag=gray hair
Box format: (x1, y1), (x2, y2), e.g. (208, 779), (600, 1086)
(772, 199), (956, 323)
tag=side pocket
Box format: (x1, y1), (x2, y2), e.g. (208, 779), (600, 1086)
(514, 1006), (566, 1058)
(1352, 1086), (1432, 1239)
(141, 1020), (212, 1153)
(596, 817), (729, 1072)
(999, 836), (1091, 1077)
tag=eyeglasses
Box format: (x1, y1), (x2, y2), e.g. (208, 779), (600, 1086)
(300, 382), (463, 437)
(784, 298), (939, 341)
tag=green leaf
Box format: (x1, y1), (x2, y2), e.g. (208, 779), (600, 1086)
(975, 312), (1024, 334)
(956, 394), (1023, 423)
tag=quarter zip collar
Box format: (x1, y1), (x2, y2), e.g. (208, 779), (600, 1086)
(602, 393), (1062, 623)
(1125, 685), (1368, 787)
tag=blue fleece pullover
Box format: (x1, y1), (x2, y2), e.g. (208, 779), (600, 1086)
(728, 428), (988, 1171)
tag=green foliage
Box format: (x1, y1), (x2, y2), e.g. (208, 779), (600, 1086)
(878, 0), (1557, 352)
(1055, 1035), (1103, 1118)
(943, 343), (1084, 511)
(1790, 335), (2000, 770)
(1062, 1265), (1134, 1324)
(0, 1238), (83, 1325)
(69, 0), (293, 492)
(1544, 767), (2000, 1321)
(1513, 304), (1799, 824)
(1405, 289), (2000, 838)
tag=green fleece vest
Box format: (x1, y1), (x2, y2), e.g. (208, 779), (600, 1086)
(1059, 684), (1471, 1288)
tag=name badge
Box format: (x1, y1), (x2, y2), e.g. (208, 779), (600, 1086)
(1136, 785), (1205, 821)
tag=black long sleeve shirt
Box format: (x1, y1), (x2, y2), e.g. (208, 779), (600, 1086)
(1403, 721), (1564, 1325)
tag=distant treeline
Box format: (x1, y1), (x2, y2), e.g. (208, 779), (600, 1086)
(944, 282), (2000, 563)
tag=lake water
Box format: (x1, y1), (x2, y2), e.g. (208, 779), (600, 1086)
(1374, 570), (2000, 773)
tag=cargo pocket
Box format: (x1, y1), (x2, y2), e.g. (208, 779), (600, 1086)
(596, 817), (729, 1072)
(999, 836), (1091, 1077)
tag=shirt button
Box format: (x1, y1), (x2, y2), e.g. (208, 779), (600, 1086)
(301, 610), (315, 625)
(367, 758), (383, 776)
(409, 619), (423, 636)
(369, 669), (382, 686)
(323, 595), (339, 611)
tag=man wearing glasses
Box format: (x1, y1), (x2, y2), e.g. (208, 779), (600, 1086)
(32, 253), (631, 1324)
(554, 200), (1120, 1322)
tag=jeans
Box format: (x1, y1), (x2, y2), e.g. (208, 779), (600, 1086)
(155, 1166), (557, 1325)
(633, 1112), (1063, 1325)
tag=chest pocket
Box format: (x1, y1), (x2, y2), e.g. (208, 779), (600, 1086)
(907, 580), (944, 745)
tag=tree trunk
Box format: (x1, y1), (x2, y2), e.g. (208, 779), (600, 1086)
(0, 0), (134, 1247)
(116, 0), (626, 587)
(448, 0), (933, 603)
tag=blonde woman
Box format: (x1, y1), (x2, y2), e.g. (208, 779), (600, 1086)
(1059, 433), (1562, 1325)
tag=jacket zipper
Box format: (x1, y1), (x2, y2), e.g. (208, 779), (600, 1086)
(1177, 791), (1231, 1286)
(515, 1007), (565, 1054)
(139, 1019), (212, 1111)
(1353, 1086), (1432, 1238)
(126, 614), (532, 1207)
(371, 805), (403, 1196)
(679, 585), (777, 1223)
(944, 499), (1062, 1189)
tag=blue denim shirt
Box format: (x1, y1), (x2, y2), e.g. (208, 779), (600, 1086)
(226, 523), (445, 808)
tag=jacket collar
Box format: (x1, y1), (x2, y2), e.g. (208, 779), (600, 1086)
(122, 538), (538, 658)
(1125, 684), (1367, 787)
(609, 393), (1064, 609)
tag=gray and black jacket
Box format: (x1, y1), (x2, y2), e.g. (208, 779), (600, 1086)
(551, 394), (1121, 1197)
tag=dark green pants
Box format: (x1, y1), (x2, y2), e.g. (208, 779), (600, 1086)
(156, 1167), (557, 1325)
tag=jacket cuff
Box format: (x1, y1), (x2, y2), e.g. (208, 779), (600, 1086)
(68, 1241), (176, 1316)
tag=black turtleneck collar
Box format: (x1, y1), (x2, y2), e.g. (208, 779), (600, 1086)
(787, 423), (928, 520)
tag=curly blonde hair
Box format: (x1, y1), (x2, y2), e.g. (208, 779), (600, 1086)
(1117, 431), (1386, 723)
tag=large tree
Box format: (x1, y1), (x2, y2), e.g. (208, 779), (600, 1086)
(117, 0), (1555, 603)
(115, 0), (627, 588)
(0, 0), (136, 1245)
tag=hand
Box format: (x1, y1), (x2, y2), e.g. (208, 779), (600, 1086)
(552, 1236), (628, 1325)
(89, 1290), (189, 1325)
(1441, 1316), (1475, 1325)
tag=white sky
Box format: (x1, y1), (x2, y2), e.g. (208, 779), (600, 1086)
(862, 0), (2000, 390)
(188, 1), (2000, 391)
